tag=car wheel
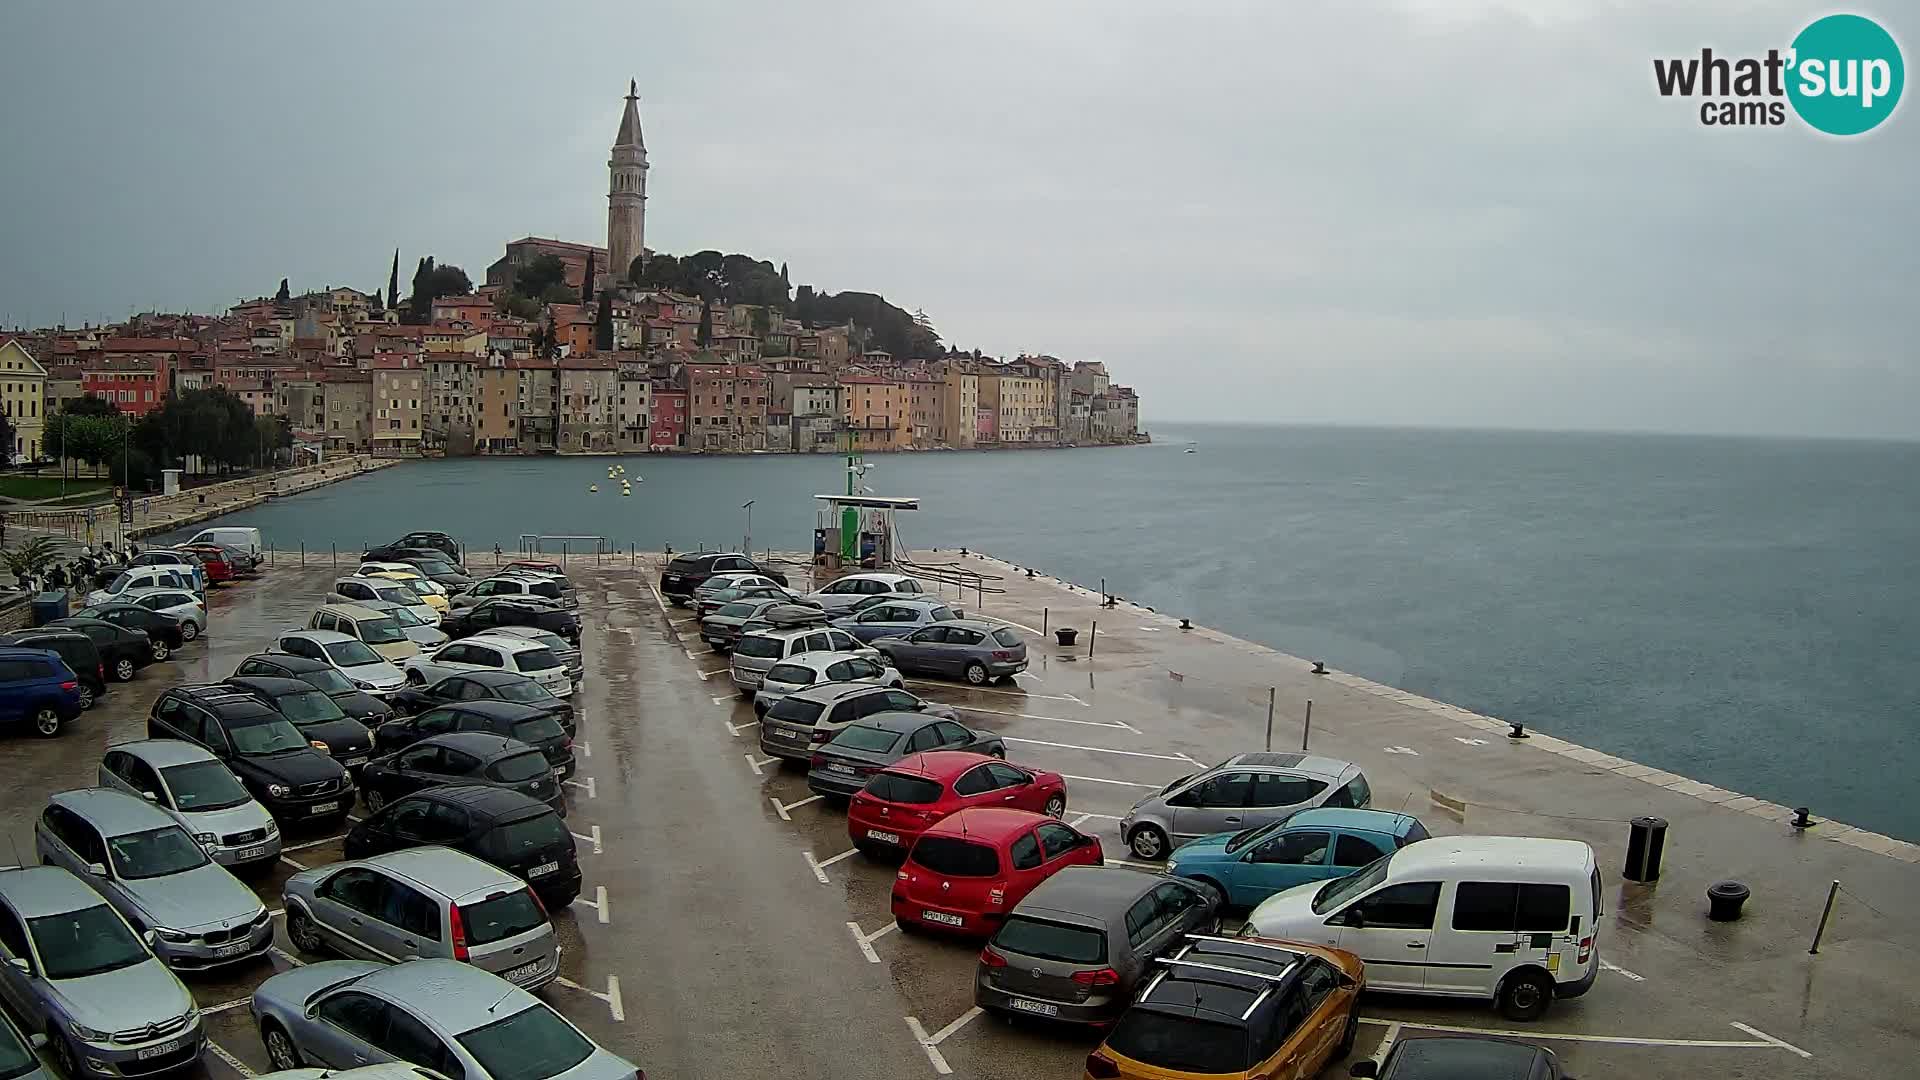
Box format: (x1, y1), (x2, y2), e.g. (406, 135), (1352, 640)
(1043, 793), (1066, 818)
(31, 708), (62, 738)
(964, 661), (989, 685)
(1497, 968), (1554, 1021)
(47, 1028), (79, 1080)
(262, 1022), (302, 1071)
(114, 658), (137, 681)
(285, 908), (324, 954)
(77, 685), (96, 710)
(405, 669), (425, 685)
(150, 641), (170, 662)
(1337, 1005), (1360, 1057)
(753, 700), (768, 718)
(1128, 825), (1170, 860)
(364, 789), (387, 813)
(895, 916), (918, 934)
(988, 744), (1006, 759)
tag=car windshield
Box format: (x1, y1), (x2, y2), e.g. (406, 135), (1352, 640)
(457, 1004), (593, 1080)
(992, 916), (1107, 964)
(0, 1018), (37, 1080)
(516, 648), (562, 672)
(107, 825), (209, 880)
(274, 689), (348, 725)
(490, 812), (569, 855)
(489, 752), (550, 784)
(1312, 852), (1394, 914)
(300, 668), (355, 694)
(382, 605), (428, 628)
(358, 617), (407, 645)
(30, 905), (149, 979)
(512, 717), (566, 743)
(715, 602), (759, 618)
(1223, 820), (1287, 854)
(734, 635), (784, 659)
(229, 718), (310, 755)
(400, 579), (437, 597)
(372, 585), (415, 606)
(495, 680), (555, 704)
(910, 837), (1000, 877)
(863, 772), (942, 803)
(322, 639), (383, 666)
(765, 697), (825, 724)
(462, 889), (549, 946)
(829, 725), (901, 754)
(160, 760), (252, 811)
(1104, 1012), (1251, 1073)
(416, 560), (458, 576)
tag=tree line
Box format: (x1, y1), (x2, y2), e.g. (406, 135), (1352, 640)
(39, 390), (292, 489)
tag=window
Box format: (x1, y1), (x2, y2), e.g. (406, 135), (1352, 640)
(383, 882), (443, 940)
(993, 916), (1106, 964)
(861, 772), (940, 803)
(456, 1005), (588, 1080)
(1297, 958), (1338, 1012)
(1178, 771), (1253, 809)
(914, 837), (1002, 877)
(0, 906), (28, 958)
(1334, 834), (1390, 867)
(1346, 881), (1441, 929)
(1254, 831), (1331, 866)
(1125, 895), (1160, 945)
(1323, 775), (1373, 809)
(906, 725), (943, 752)
(953, 766), (996, 797)
(1247, 773), (1328, 808)
(316, 991), (390, 1046)
(324, 867), (390, 917)
(1035, 823), (1081, 860)
(1452, 882), (1573, 933)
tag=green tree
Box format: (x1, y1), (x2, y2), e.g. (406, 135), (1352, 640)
(594, 293), (614, 352)
(387, 248), (401, 310)
(497, 292), (542, 321)
(696, 298), (713, 347)
(581, 252), (596, 305)
(64, 394), (119, 418)
(0, 410), (13, 464)
(275, 278), (290, 303)
(516, 255), (568, 301)
(635, 253), (678, 290)
(2, 536), (60, 584)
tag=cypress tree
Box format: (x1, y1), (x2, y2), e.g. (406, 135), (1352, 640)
(387, 249), (400, 310)
(581, 252), (597, 305)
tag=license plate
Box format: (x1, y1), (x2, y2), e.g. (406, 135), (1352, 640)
(342, 756), (367, 768)
(770, 724), (802, 739)
(136, 1039), (182, 1060)
(211, 940), (252, 958)
(828, 764), (855, 775)
(920, 909), (965, 926)
(528, 861), (559, 878)
(309, 801), (341, 815)
(865, 829), (901, 844)
(504, 959), (545, 983)
(236, 845), (270, 860)
(1006, 998), (1058, 1017)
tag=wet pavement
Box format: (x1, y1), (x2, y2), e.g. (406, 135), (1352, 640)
(0, 551), (1910, 1079)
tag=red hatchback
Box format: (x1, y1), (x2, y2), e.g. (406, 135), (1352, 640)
(848, 751), (1069, 855)
(177, 544), (233, 584)
(893, 808), (1103, 935)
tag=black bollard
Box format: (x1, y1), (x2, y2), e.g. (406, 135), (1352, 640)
(1179, 618), (1191, 630)
(1791, 807), (1817, 830)
(1707, 881), (1750, 921)
(1311, 660), (1328, 675)
(1508, 721), (1529, 739)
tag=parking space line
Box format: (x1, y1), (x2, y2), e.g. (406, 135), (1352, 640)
(712, 694), (736, 705)
(846, 920), (899, 963)
(1003, 735), (1200, 764)
(564, 776), (596, 798)
(803, 847), (857, 883)
(569, 825), (603, 854)
(725, 718), (760, 738)
(1602, 959), (1645, 982)
(1060, 772), (1160, 789)
(1107, 858), (1165, 871)
(817, 849), (858, 869)
(1730, 1022), (1814, 1059)
(744, 753), (779, 776)
(576, 740), (591, 758)
(772, 794), (822, 821)
(200, 997), (252, 1016)
(646, 584), (671, 615)
(904, 1005), (985, 1074)
(269, 946), (305, 967)
(279, 854), (309, 872)
(205, 1039), (258, 1078)
(572, 885), (610, 924)
(907, 680), (1089, 707)
(282, 833), (349, 853)
(696, 666), (729, 680)
(1358, 1017), (1811, 1054)
(552, 974), (626, 1023)
(940, 703), (1135, 732)
(1370, 1021), (1401, 1064)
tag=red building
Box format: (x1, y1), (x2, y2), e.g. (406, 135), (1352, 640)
(649, 387), (686, 449)
(81, 355), (171, 415)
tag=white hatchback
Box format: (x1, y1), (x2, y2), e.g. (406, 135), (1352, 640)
(803, 572), (928, 614)
(119, 587), (208, 638)
(752, 651), (902, 716)
(402, 634), (574, 698)
(275, 629), (407, 695)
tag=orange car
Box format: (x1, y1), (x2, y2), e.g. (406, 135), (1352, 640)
(1084, 935), (1363, 1080)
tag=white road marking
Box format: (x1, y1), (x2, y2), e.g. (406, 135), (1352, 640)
(564, 776), (596, 798)
(553, 974), (625, 1023)
(269, 945), (306, 967)
(1012, 672), (1042, 684)
(1370, 1021), (1402, 1065)
(846, 919), (899, 963)
(1062, 692), (1088, 706)
(282, 833), (349, 853)
(1383, 745), (1420, 756)
(1107, 859), (1167, 871)
(1729, 1022), (1813, 1059)
(199, 996), (252, 1016)
(1061, 772), (1161, 789)
(711, 694), (736, 705)
(279, 854), (308, 871)
(1602, 959), (1645, 982)
(725, 718), (760, 738)
(904, 1006), (985, 1075)
(576, 740), (591, 758)
(572, 885), (610, 924)
(696, 666), (730, 680)
(803, 849), (830, 884)
(1004, 735), (1199, 764)
(646, 584), (671, 615)
(684, 648), (701, 661)
(744, 753), (778, 776)
(817, 849), (858, 869)
(1358, 1017), (1812, 1054)
(1454, 737), (1489, 746)
(206, 1039), (257, 1078)
(942, 703), (1135, 731)
(1069, 813), (1093, 827)
(907, 680), (1088, 706)
(568, 825), (603, 854)
(772, 794), (822, 821)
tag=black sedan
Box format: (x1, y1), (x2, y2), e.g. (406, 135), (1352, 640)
(73, 603), (186, 654)
(388, 670), (574, 735)
(230, 653), (394, 725)
(359, 731), (564, 815)
(440, 597), (580, 642)
(47, 617), (160, 678)
(372, 700), (575, 779)
(224, 676), (377, 771)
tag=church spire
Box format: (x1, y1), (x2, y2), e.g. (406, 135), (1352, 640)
(615, 79), (644, 149)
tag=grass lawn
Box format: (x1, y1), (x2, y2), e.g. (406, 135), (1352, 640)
(0, 475), (113, 501)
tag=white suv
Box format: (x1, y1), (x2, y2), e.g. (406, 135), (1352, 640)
(729, 625), (874, 696)
(402, 634), (574, 698)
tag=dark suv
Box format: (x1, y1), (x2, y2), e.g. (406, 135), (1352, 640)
(0, 647), (85, 736)
(0, 630), (105, 710)
(660, 551), (789, 605)
(441, 597), (581, 642)
(388, 668), (574, 734)
(231, 652), (393, 725)
(148, 685), (355, 824)
(48, 615), (161, 678)
(359, 731), (564, 815)
(223, 676), (376, 772)
(344, 783), (581, 907)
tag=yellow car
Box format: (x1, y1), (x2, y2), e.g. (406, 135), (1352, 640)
(366, 569), (450, 613)
(1084, 936), (1363, 1080)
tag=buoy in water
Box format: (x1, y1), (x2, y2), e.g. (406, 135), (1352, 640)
(621, 488), (632, 495)
(588, 484), (599, 493)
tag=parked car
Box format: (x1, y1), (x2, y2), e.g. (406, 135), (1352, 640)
(893, 808), (1102, 936)
(363, 545), (460, 569)
(450, 573), (572, 611)
(832, 598), (963, 643)
(849, 751), (1066, 855)
(98, 740), (281, 870)
(1167, 809), (1430, 909)
(403, 636), (573, 699)
(34, 788), (272, 971)
(281, 847), (561, 988)
(274, 630), (407, 696)
(441, 596), (581, 643)
(694, 584), (809, 622)
(374, 531), (462, 559)
(388, 670), (574, 735)
(381, 554), (472, 592)
(128, 550), (206, 593)
(692, 571), (783, 600)
(1121, 752), (1373, 860)
(223, 676), (377, 771)
(358, 732), (563, 816)
(232, 652), (395, 725)
(807, 713), (1003, 799)
(344, 784), (580, 907)
(84, 565), (195, 609)
(872, 620), (1028, 686)
(372, 701), (574, 780)
(359, 599), (450, 650)
(120, 588), (208, 638)
(216, 543), (262, 576)
(1243, 836), (1602, 1020)
(0, 647), (85, 737)
(327, 577), (438, 626)
(759, 683), (956, 763)
(805, 572), (929, 614)
(71, 603), (186, 655)
(186, 525), (263, 561)
(306, 604), (420, 662)
(0, 865), (203, 1080)
(0, 1004), (50, 1080)
(148, 685), (355, 825)
(175, 544), (234, 584)
(975, 866), (1221, 1024)
(475, 625), (581, 682)
(500, 559), (565, 577)
(50, 615), (165, 676)
(1351, 1036), (1570, 1080)
(363, 569), (450, 615)
(250, 957), (642, 1080)
(0, 630), (105, 709)
(729, 625), (875, 697)
(700, 598), (825, 653)
(659, 551), (787, 604)
(1086, 935), (1364, 1080)
(756, 651), (903, 716)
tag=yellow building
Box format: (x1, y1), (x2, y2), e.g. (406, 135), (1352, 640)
(0, 339), (49, 461)
(841, 374), (907, 451)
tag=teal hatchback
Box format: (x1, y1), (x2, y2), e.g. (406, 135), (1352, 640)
(1165, 808), (1430, 908)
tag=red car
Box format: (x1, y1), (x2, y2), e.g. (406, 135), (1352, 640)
(176, 544), (233, 584)
(848, 750), (1069, 855)
(893, 807), (1103, 935)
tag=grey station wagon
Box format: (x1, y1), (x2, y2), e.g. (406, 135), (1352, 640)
(974, 866), (1220, 1025)
(1120, 752), (1372, 860)
(283, 846), (560, 989)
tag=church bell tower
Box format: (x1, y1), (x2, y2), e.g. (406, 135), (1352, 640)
(607, 80), (648, 287)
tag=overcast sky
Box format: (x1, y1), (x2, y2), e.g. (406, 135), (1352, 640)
(1, 1), (1913, 438)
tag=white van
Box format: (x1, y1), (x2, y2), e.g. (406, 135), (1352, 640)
(186, 526), (264, 558)
(1242, 835), (1601, 1020)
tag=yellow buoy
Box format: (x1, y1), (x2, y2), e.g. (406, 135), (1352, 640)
(588, 484), (598, 493)
(621, 488), (631, 495)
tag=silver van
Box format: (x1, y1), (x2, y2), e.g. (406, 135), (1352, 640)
(728, 624), (873, 696)
(281, 846), (560, 989)
(1120, 752), (1372, 860)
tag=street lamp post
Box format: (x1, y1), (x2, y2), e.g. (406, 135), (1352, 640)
(741, 499), (754, 556)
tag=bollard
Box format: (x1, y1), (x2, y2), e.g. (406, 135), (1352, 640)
(1791, 807), (1816, 830)
(1809, 880), (1840, 954)
(300, 543), (305, 567)
(1508, 721), (1529, 739)
(1055, 627), (1077, 647)
(1301, 698), (1312, 751)
(1264, 687), (1275, 751)
(330, 543), (336, 568)
(1707, 880), (1750, 921)
(1311, 660), (1328, 675)
(1179, 617), (1191, 630)
(1042, 608), (1049, 637)
(1623, 817), (1668, 882)
(1088, 620), (1097, 658)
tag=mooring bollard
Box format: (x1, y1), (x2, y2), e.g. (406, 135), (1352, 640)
(1809, 880), (1840, 953)
(1301, 697), (1312, 751)
(299, 543), (305, 567)
(1088, 620), (1098, 658)
(1508, 721), (1529, 739)
(1707, 880), (1750, 921)
(1042, 608), (1049, 637)
(330, 543), (336, 568)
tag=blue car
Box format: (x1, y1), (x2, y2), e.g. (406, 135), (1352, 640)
(1165, 808), (1430, 908)
(0, 646), (85, 738)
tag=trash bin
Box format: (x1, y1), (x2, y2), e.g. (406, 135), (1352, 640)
(1624, 816), (1668, 883)
(31, 591), (69, 626)
(1056, 628), (1078, 647)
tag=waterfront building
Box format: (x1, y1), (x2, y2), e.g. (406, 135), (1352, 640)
(80, 353), (168, 417)
(557, 355), (619, 452)
(476, 358), (520, 453)
(322, 371), (374, 453)
(907, 373), (940, 448)
(44, 364), (85, 418)
(936, 363), (978, 449)
(791, 378), (842, 454)
(615, 360), (651, 453)
(687, 364), (769, 452)
(842, 374), (906, 452)
(371, 353), (425, 456)
(425, 354), (479, 453)
(649, 386), (686, 450)
(0, 339), (48, 461)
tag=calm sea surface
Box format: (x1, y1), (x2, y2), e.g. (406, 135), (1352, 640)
(162, 425), (1920, 841)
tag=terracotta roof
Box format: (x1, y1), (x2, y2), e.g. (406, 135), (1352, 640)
(102, 337), (195, 352)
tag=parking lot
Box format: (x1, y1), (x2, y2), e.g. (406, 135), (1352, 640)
(1, 554), (1912, 1080)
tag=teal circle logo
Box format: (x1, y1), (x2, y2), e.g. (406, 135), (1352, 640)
(1787, 14), (1904, 135)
